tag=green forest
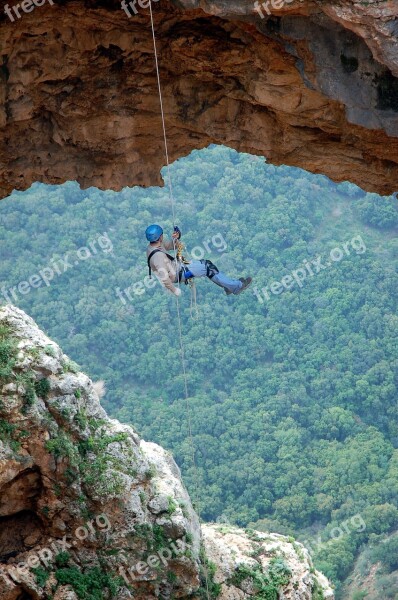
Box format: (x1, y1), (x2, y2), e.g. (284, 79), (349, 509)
(1, 145), (398, 598)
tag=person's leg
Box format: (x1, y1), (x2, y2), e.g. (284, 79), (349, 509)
(187, 260), (243, 295)
(184, 260), (207, 278)
(211, 271), (243, 294)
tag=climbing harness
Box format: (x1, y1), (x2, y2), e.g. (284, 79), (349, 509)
(203, 259), (219, 280)
(148, 2), (210, 597)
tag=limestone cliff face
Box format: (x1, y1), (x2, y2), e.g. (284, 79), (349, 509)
(0, 0), (397, 199)
(0, 305), (333, 599)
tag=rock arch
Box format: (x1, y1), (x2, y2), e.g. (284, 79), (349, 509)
(0, 0), (397, 198)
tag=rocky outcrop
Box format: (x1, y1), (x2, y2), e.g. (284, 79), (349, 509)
(0, 305), (333, 599)
(0, 0), (397, 198)
(0, 305), (201, 600)
(202, 524), (334, 600)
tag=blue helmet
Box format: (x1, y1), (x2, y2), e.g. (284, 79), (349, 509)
(145, 224), (163, 242)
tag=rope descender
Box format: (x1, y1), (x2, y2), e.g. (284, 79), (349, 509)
(176, 240), (190, 266)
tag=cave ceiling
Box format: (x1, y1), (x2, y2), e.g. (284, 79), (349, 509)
(0, 0), (397, 197)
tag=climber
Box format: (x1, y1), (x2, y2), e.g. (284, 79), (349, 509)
(146, 224), (252, 297)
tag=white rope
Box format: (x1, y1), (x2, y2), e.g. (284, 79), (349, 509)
(189, 280), (199, 320)
(147, 3), (210, 598)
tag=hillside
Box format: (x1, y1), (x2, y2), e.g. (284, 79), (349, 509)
(341, 530), (398, 599)
(1, 146), (398, 597)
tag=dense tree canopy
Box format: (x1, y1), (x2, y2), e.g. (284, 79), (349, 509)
(1, 145), (398, 597)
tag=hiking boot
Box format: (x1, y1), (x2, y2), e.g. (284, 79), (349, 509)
(236, 277), (252, 294)
(225, 288), (233, 295)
